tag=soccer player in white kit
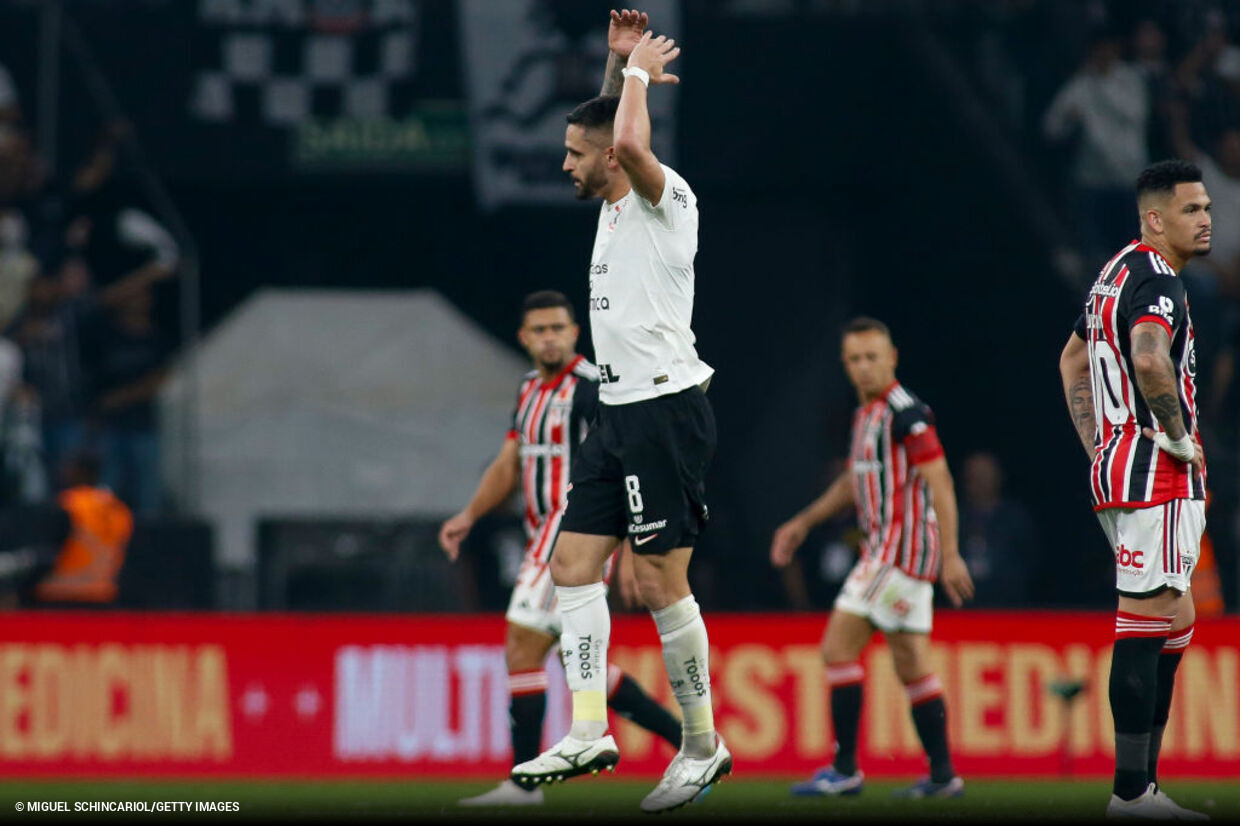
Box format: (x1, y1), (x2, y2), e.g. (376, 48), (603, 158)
(510, 9), (731, 814)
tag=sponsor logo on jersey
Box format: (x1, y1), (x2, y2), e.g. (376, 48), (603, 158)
(630, 519), (667, 534)
(599, 364), (622, 384)
(672, 186), (687, 208)
(589, 296), (611, 311)
(1090, 283), (1122, 298)
(589, 263), (608, 275)
(1147, 295), (1175, 323)
(633, 533), (660, 547)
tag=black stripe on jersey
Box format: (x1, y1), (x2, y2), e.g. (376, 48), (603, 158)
(875, 422), (889, 537)
(1098, 427), (1121, 503)
(916, 518), (931, 578)
(1126, 435), (1156, 502)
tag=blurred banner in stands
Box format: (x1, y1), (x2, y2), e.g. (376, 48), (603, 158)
(459, 0), (678, 209)
(0, 612), (1235, 778)
(54, 0), (467, 179)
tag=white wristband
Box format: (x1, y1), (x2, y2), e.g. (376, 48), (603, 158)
(621, 66), (650, 87)
(1155, 432), (1196, 462)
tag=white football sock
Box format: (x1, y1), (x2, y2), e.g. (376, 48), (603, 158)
(556, 582), (610, 741)
(652, 595), (715, 757)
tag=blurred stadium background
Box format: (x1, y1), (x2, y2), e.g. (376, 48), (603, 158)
(0, 0), (1237, 820)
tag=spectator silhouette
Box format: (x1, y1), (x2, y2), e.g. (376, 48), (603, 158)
(957, 452), (1036, 608)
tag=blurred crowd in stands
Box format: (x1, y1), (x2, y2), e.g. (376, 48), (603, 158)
(0, 78), (177, 521)
(0, 71), (172, 606)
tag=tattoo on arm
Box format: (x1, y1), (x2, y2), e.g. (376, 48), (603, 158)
(601, 51), (627, 96)
(1146, 392), (1187, 437)
(1132, 328), (1188, 439)
(1068, 375), (1097, 456)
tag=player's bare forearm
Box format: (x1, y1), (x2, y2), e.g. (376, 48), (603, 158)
(1132, 326), (1188, 439)
(796, 472), (854, 529)
(916, 458), (960, 559)
(462, 441), (521, 521)
(614, 75), (653, 160)
(614, 31), (678, 202)
(1066, 373), (1097, 458)
(1060, 333), (1097, 459)
(601, 50), (627, 96)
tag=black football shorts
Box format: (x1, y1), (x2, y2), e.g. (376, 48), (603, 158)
(560, 385), (715, 555)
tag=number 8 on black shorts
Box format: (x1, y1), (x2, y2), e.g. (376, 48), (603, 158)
(560, 386), (715, 555)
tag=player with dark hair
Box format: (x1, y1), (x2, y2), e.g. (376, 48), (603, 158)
(1059, 159), (1210, 820)
(510, 9), (731, 814)
(770, 317), (974, 800)
(441, 289), (681, 807)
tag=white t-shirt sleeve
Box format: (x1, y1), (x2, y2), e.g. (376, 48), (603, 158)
(637, 164), (695, 230)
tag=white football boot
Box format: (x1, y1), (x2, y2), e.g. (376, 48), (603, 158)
(510, 733), (620, 787)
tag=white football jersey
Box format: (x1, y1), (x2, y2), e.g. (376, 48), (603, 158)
(587, 164), (713, 405)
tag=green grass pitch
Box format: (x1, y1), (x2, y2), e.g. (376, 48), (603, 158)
(0, 778), (1237, 823)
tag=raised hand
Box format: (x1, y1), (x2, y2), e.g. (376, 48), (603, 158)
(627, 31), (681, 85)
(608, 8), (648, 58)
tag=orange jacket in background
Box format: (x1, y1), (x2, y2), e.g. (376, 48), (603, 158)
(35, 486), (134, 603)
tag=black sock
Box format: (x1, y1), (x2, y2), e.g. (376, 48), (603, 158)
(830, 682), (863, 776)
(510, 690), (546, 768)
(607, 673), (682, 748)
(1109, 636), (1165, 800)
(910, 697), (955, 783)
(1148, 651), (1183, 788)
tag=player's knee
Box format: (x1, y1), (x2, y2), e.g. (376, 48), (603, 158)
(889, 646), (930, 683)
(821, 640), (857, 665)
(549, 552), (587, 586)
(636, 576), (672, 611)
(505, 643), (545, 673)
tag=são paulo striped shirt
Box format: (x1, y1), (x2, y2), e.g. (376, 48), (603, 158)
(849, 382), (946, 582)
(507, 355), (599, 545)
(1074, 241), (1206, 510)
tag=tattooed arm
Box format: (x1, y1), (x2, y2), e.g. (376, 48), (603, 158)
(1130, 322), (1187, 438)
(601, 9), (648, 95)
(1059, 332), (1097, 460)
(1130, 321), (1205, 472)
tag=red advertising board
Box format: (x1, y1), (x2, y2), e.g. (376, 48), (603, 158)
(0, 611), (1236, 778)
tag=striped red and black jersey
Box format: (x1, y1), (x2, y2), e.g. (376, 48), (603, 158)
(1074, 240), (1206, 510)
(507, 355), (599, 538)
(848, 382), (946, 582)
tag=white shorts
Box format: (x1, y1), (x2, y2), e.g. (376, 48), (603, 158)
(833, 557), (934, 633)
(506, 562), (562, 637)
(505, 516), (615, 638)
(1096, 499), (1205, 597)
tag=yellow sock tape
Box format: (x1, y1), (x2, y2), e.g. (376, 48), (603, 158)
(573, 690), (608, 722)
(682, 704), (715, 736)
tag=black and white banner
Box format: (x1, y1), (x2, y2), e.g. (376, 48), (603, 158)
(58, 0), (466, 180)
(459, 0), (679, 209)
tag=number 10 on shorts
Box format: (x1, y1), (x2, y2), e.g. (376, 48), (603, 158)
(626, 475), (644, 514)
